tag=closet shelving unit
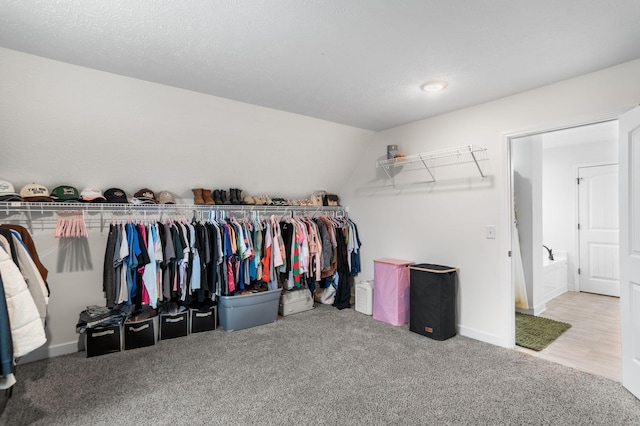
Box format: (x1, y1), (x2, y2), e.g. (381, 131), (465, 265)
(375, 144), (488, 186)
(0, 202), (347, 233)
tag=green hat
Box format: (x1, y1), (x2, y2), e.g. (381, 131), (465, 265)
(50, 185), (80, 202)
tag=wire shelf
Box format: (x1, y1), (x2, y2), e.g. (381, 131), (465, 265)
(376, 144), (488, 185)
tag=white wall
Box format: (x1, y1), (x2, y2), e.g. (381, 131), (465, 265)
(542, 137), (618, 291)
(0, 47), (373, 200)
(0, 47), (374, 361)
(342, 58), (640, 347)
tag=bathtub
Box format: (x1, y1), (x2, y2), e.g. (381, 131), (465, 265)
(542, 249), (567, 303)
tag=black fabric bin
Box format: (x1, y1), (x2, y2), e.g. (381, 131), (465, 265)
(409, 264), (457, 340)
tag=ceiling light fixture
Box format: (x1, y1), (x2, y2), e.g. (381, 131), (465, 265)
(421, 80), (448, 92)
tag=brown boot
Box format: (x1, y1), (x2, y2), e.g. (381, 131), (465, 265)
(203, 189), (215, 205)
(192, 188), (205, 205)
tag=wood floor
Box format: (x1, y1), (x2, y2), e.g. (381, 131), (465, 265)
(516, 291), (621, 382)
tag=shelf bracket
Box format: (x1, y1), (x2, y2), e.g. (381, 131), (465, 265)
(418, 154), (436, 182)
(26, 204), (33, 235)
(380, 164), (395, 187)
(469, 149), (485, 178)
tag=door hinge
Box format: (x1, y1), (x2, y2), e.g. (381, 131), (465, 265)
(578, 268), (581, 275)
(577, 177), (580, 185)
(508, 250), (512, 257)
(577, 223), (580, 230)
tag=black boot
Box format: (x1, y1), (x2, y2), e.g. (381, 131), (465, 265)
(236, 188), (245, 204)
(213, 189), (223, 205)
(229, 188), (239, 204)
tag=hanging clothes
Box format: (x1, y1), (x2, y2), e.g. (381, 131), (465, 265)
(0, 228), (48, 391)
(100, 212), (361, 312)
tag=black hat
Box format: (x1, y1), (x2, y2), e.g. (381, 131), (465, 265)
(104, 188), (129, 204)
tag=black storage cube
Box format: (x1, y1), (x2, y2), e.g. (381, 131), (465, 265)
(409, 264), (457, 341)
(159, 311), (189, 340)
(190, 306), (217, 333)
(85, 324), (122, 357)
(124, 317), (157, 350)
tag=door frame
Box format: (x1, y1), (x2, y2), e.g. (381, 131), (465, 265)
(500, 109), (627, 349)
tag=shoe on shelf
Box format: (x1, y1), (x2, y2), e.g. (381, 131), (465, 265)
(229, 188), (239, 204)
(220, 190), (229, 205)
(213, 189), (223, 205)
(192, 188), (205, 205)
(202, 189), (215, 205)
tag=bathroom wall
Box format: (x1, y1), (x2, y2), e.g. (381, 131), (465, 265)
(512, 135), (544, 314)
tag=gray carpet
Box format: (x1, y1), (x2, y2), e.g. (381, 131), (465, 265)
(2, 304), (639, 426)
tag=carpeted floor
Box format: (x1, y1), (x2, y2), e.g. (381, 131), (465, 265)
(2, 304), (639, 426)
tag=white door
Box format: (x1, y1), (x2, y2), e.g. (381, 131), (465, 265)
(620, 106), (640, 399)
(578, 164), (619, 296)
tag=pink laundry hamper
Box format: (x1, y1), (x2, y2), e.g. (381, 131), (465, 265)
(373, 258), (413, 326)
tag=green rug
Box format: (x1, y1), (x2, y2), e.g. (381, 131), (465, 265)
(515, 312), (572, 351)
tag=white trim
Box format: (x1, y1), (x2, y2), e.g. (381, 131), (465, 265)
(501, 109), (626, 141)
(459, 325), (505, 347)
(18, 341), (79, 364)
(500, 132), (515, 349)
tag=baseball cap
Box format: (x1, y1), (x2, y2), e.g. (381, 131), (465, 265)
(0, 180), (21, 202)
(80, 188), (107, 202)
(50, 185), (80, 202)
(156, 191), (176, 204)
(132, 188), (156, 205)
(20, 183), (52, 202)
(104, 188), (129, 204)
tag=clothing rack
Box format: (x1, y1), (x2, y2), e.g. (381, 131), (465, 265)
(0, 202), (348, 234)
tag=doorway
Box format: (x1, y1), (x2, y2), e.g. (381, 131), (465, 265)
(510, 120), (620, 379)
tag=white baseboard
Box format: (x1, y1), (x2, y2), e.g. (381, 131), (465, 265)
(18, 340), (79, 364)
(458, 325), (507, 348)
(543, 287), (567, 305)
(516, 302), (547, 316)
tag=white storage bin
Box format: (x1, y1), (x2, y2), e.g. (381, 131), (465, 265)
(355, 280), (374, 315)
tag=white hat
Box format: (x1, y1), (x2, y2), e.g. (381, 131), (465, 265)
(80, 187), (107, 202)
(20, 183), (52, 202)
(0, 180), (21, 201)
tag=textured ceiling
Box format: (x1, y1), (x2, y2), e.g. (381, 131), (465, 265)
(1, 0), (640, 131)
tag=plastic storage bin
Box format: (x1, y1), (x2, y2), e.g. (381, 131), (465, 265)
(409, 264), (457, 340)
(373, 259), (413, 325)
(279, 289), (314, 316)
(219, 288), (281, 332)
(355, 281), (374, 315)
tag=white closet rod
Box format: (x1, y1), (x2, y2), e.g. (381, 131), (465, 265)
(0, 202), (346, 215)
(0, 202), (348, 234)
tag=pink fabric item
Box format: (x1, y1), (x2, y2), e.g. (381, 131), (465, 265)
(373, 258), (413, 326)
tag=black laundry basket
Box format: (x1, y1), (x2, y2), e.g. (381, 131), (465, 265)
(409, 264), (457, 340)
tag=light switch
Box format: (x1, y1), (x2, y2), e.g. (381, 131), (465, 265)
(486, 225), (496, 239)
